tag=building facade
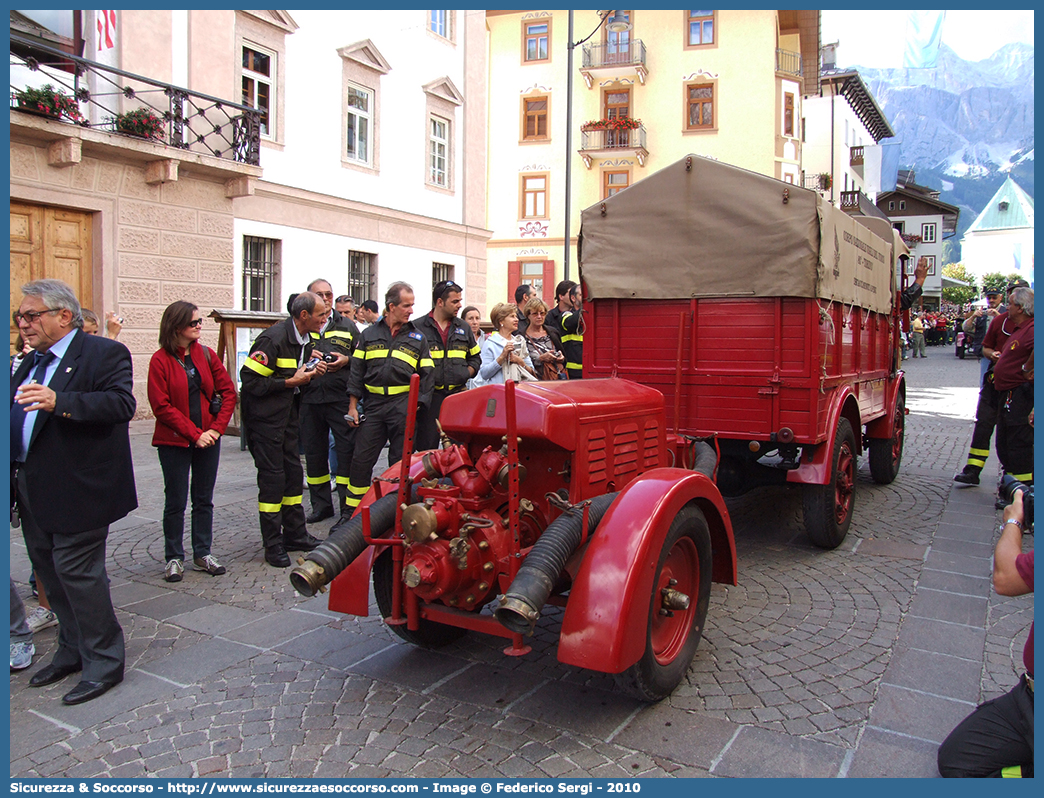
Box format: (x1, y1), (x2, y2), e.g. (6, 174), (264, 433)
(802, 68), (893, 209)
(483, 9), (819, 307)
(960, 176), (1034, 287)
(876, 173), (960, 309)
(9, 9), (491, 414)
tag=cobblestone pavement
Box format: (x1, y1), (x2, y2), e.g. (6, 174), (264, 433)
(10, 344), (1033, 778)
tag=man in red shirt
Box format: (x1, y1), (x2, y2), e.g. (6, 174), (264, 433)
(991, 287), (1033, 503)
(955, 280), (1030, 485)
(938, 491), (1034, 777)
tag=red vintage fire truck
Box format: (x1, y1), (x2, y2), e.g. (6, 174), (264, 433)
(578, 154), (910, 548)
(289, 154), (909, 701)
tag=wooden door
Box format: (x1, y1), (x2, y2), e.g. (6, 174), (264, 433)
(10, 203), (93, 355)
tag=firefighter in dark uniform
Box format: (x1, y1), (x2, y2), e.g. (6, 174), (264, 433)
(342, 282), (434, 520)
(240, 292), (328, 568)
(300, 279), (360, 522)
(560, 283), (584, 378)
(414, 280), (480, 451)
(546, 280), (576, 341)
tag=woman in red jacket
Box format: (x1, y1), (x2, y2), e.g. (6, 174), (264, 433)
(148, 301), (237, 582)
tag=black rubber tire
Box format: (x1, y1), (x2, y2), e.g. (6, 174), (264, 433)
(802, 417), (857, 549)
(614, 504), (712, 702)
(869, 395), (904, 485)
(373, 549), (467, 648)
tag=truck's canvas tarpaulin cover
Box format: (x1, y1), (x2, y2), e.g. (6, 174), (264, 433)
(578, 155), (898, 315)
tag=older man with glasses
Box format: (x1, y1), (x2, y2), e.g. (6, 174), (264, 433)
(10, 279), (136, 705)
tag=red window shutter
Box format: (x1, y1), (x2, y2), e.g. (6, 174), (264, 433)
(542, 260), (555, 302)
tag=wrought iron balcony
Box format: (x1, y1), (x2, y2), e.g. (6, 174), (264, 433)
(803, 173), (829, 192)
(10, 33), (261, 166)
(579, 123), (648, 168)
(580, 40), (648, 87)
(775, 48), (803, 78)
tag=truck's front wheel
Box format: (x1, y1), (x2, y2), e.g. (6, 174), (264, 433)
(803, 418), (856, 549)
(614, 504), (712, 701)
(374, 550), (467, 648)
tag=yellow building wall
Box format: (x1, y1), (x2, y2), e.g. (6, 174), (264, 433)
(485, 10), (803, 308)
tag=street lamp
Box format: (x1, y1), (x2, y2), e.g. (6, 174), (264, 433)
(563, 10), (632, 281)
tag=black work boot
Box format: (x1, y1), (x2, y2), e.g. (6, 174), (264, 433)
(265, 546), (291, 568)
(953, 466), (982, 486)
(283, 532), (322, 552)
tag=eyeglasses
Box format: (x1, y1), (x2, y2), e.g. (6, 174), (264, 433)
(186, 318), (204, 328)
(314, 291), (334, 299)
(14, 308), (59, 324)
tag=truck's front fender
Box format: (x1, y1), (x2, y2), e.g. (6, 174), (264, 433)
(557, 468), (736, 674)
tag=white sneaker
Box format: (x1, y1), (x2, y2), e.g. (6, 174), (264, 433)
(164, 559), (184, 582)
(10, 641), (35, 671)
(26, 606), (58, 633)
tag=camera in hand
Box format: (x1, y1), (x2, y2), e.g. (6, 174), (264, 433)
(999, 475), (1034, 531)
(321, 352), (337, 363)
(304, 356), (321, 372)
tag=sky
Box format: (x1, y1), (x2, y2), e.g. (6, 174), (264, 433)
(821, 9), (1034, 68)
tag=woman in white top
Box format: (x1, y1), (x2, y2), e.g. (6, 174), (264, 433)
(479, 303), (537, 385)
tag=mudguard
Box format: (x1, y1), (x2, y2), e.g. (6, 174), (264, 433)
(557, 468), (736, 673)
(327, 455), (428, 617)
(865, 373), (906, 439)
(786, 385), (859, 486)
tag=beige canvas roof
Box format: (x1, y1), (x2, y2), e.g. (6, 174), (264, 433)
(578, 155), (903, 315)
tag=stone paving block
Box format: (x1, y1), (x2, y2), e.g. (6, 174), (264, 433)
(915, 568), (991, 597)
(932, 521), (991, 544)
(847, 727), (941, 778)
(108, 581), (170, 607)
(9, 710), (72, 760)
(123, 591), (215, 621)
(868, 684), (975, 744)
(857, 538), (928, 560)
(712, 725), (846, 778)
(612, 701), (740, 768)
(137, 637), (258, 684)
(930, 536), (993, 559)
(898, 616), (987, 660)
(167, 603), (268, 635)
(882, 646), (982, 702)
(908, 589), (988, 627)
(924, 548), (992, 577)
(221, 608), (333, 648)
(48, 670), (179, 728)
(347, 644), (471, 692)
(509, 680), (644, 741)
(434, 663), (548, 708)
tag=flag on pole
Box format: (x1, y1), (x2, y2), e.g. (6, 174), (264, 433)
(903, 11), (946, 69)
(97, 10), (116, 52)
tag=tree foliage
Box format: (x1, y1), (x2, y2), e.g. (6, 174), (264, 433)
(941, 263), (978, 306)
(981, 271), (1023, 295)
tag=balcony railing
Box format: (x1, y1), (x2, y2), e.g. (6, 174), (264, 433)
(10, 33), (261, 166)
(582, 40), (647, 70)
(579, 123), (648, 167)
(803, 174), (828, 192)
(839, 190), (861, 211)
(579, 40), (648, 86)
(775, 48), (803, 78)
(850, 145), (864, 167)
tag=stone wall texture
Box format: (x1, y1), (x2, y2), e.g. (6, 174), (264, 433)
(11, 139), (238, 420)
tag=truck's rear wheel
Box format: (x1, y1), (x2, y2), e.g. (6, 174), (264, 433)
(869, 396), (904, 485)
(373, 550), (467, 647)
(803, 418), (856, 549)
(615, 504), (712, 701)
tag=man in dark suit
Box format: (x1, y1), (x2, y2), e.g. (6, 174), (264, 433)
(11, 279), (136, 705)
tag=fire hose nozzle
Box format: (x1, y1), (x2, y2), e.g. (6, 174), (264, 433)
(494, 593), (540, 636)
(289, 560), (327, 598)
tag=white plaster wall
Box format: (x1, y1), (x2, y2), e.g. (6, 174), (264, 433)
(256, 9), (468, 225)
(961, 229), (1035, 286)
(802, 91), (882, 196)
(233, 218), (470, 313)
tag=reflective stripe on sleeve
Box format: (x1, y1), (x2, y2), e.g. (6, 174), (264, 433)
(275, 358), (298, 368)
(243, 358), (274, 376)
(420, 357), (434, 369)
